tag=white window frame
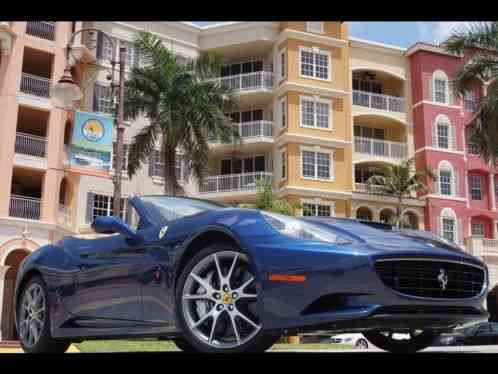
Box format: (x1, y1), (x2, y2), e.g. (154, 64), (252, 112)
(110, 142), (129, 172)
(300, 145), (334, 181)
(438, 160), (456, 197)
(152, 150), (188, 183)
(91, 193), (126, 220)
(433, 70), (450, 104)
(471, 221), (486, 237)
(306, 22), (325, 34)
(277, 47), (286, 81)
(464, 90), (477, 111)
(279, 149), (287, 180)
(278, 97), (287, 129)
(94, 83), (115, 115)
(299, 95), (332, 131)
(436, 120), (450, 149)
(440, 207), (458, 243)
(300, 198), (335, 217)
(299, 46), (331, 82)
(469, 174), (483, 201)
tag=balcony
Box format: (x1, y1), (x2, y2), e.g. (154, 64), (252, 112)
(354, 182), (418, 200)
(20, 73), (51, 98)
(354, 136), (407, 160)
(216, 71), (273, 92)
(209, 120), (274, 145)
(15, 132), (47, 158)
(465, 237), (498, 257)
(9, 195), (41, 220)
(198, 172), (273, 195)
(353, 90), (405, 113)
(25, 21), (56, 41)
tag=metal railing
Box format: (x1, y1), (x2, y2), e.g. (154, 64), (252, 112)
(20, 73), (51, 98)
(465, 237), (498, 256)
(355, 183), (385, 194)
(198, 172), (273, 194)
(215, 71), (274, 92)
(9, 195), (41, 220)
(354, 136), (407, 159)
(15, 132), (47, 158)
(25, 21), (56, 41)
(209, 121), (274, 143)
(353, 90), (405, 113)
(58, 204), (71, 227)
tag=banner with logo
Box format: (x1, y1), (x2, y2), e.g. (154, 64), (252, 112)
(68, 110), (113, 177)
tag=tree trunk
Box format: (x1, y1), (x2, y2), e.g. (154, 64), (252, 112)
(162, 143), (177, 196)
(396, 196), (403, 229)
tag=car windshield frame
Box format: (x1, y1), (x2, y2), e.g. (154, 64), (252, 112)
(138, 196), (226, 224)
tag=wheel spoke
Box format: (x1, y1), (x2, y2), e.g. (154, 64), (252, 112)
(192, 309), (214, 329)
(190, 273), (215, 294)
(213, 253), (224, 283)
(226, 253), (239, 284)
(208, 312), (221, 344)
(235, 276), (254, 294)
(235, 310), (260, 330)
(229, 313), (241, 344)
(183, 294), (213, 301)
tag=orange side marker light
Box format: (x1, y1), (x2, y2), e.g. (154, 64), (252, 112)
(268, 274), (306, 282)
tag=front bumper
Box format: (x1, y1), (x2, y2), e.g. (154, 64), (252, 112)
(244, 238), (488, 334)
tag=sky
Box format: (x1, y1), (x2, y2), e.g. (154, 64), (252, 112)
(193, 22), (470, 48)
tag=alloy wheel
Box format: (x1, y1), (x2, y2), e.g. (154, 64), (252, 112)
(181, 251), (261, 349)
(19, 283), (46, 348)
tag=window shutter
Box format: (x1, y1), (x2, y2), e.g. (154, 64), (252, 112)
(93, 83), (101, 112)
(428, 75), (433, 101)
(148, 151), (155, 177)
(96, 31), (103, 60)
(434, 170), (440, 194)
(450, 125), (457, 150)
(86, 192), (94, 223)
(432, 122), (438, 147)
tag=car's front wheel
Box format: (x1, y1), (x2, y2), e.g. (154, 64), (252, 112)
(363, 330), (438, 353)
(17, 276), (71, 353)
(175, 244), (279, 353)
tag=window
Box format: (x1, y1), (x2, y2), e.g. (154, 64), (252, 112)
(93, 83), (114, 115)
(469, 174), (483, 200)
(120, 40), (138, 68)
(353, 78), (382, 94)
(467, 133), (480, 155)
(472, 222), (485, 237)
(301, 149), (332, 180)
(152, 150), (188, 182)
(280, 151), (286, 179)
(278, 49), (286, 80)
(278, 98), (286, 128)
(437, 121), (449, 149)
(300, 96), (331, 129)
(354, 125), (385, 140)
(464, 90), (477, 111)
(439, 170), (453, 196)
(111, 143), (128, 171)
(92, 194), (125, 220)
(302, 203), (332, 217)
(442, 218), (455, 242)
(221, 60), (263, 77)
(433, 70), (449, 104)
(100, 34), (115, 62)
(306, 22), (324, 34)
(300, 48), (330, 80)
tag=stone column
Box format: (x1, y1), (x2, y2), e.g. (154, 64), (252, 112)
(493, 219), (498, 239)
(490, 173), (497, 211)
(0, 266), (11, 341)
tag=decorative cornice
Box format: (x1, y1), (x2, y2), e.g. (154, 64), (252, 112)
(277, 132), (351, 149)
(276, 81), (349, 99)
(276, 28), (347, 49)
(278, 186), (352, 200)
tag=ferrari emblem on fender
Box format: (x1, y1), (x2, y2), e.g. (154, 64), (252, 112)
(438, 269), (448, 291)
(159, 225), (168, 239)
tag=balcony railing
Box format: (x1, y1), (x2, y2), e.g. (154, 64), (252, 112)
(198, 172), (273, 194)
(25, 21), (56, 41)
(20, 73), (51, 98)
(465, 237), (498, 256)
(9, 195), (41, 220)
(209, 121), (274, 143)
(353, 90), (405, 113)
(215, 71), (273, 92)
(355, 183), (385, 194)
(354, 136), (407, 159)
(58, 204), (71, 227)
(15, 132), (47, 158)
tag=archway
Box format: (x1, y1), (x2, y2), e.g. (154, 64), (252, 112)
(379, 208), (395, 225)
(403, 210), (419, 229)
(1, 249), (30, 340)
(356, 207), (373, 221)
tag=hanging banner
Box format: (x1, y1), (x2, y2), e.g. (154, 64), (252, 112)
(68, 110), (113, 178)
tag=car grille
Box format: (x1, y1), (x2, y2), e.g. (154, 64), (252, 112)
(374, 259), (486, 299)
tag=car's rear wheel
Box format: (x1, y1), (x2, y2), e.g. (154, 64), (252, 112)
(355, 338), (369, 349)
(363, 330), (438, 353)
(17, 276), (71, 353)
(175, 244), (279, 353)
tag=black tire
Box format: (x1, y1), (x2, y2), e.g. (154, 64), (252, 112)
(175, 243), (280, 353)
(363, 330), (438, 353)
(17, 276), (71, 354)
(173, 337), (198, 352)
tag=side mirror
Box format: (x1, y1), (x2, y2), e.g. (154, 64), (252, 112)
(92, 216), (138, 239)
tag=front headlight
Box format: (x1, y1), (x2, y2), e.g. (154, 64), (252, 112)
(261, 211), (351, 244)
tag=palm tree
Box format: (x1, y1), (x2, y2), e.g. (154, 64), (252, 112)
(365, 159), (435, 228)
(239, 180), (300, 216)
(124, 31), (239, 195)
(444, 22), (498, 165)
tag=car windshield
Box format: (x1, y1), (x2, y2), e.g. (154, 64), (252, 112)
(140, 196), (225, 223)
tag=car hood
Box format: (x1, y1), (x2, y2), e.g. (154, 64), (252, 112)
(303, 217), (480, 262)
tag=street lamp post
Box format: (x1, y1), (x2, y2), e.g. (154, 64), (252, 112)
(51, 27), (126, 218)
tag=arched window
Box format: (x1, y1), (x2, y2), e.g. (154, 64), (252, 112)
(440, 207), (458, 243)
(433, 70), (449, 104)
(432, 114), (455, 150)
(379, 208), (395, 224)
(356, 207), (373, 221)
(438, 160), (458, 197)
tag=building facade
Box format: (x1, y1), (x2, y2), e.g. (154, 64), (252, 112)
(0, 21), (497, 340)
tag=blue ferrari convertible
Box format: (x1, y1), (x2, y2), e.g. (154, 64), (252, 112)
(14, 196), (489, 353)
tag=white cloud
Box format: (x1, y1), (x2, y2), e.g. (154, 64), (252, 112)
(417, 22), (469, 44)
